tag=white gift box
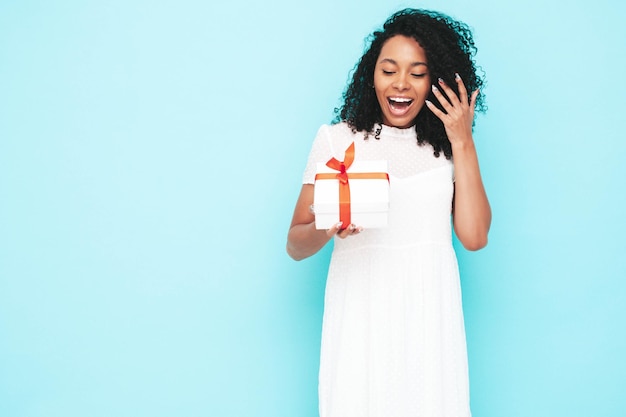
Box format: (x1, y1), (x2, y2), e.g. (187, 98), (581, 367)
(313, 160), (389, 229)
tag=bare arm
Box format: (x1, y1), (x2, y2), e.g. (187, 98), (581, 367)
(287, 184), (362, 261)
(450, 141), (491, 250)
(426, 74), (491, 251)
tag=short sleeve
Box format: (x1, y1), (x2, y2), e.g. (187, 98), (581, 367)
(302, 125), (333, 184)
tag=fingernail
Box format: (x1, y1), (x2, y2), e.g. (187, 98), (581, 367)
(357, 227), (364, 233)
(336, 221), (343, 228)
(425, 99), (432, 105)
(431, 85), (438, 92)
(455, 72), (461, 80)
(438, 77), (444, 84)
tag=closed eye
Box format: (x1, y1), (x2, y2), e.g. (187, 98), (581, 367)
(382, 70), (395, 75)
(411, 73), (428, 78)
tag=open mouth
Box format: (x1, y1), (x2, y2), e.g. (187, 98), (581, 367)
(388, 97), (414, 115)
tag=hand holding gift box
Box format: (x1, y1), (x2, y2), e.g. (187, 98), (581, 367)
(313, 142), (390, 230)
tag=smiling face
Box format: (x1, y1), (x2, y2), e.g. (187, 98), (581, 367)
(373, 35), (431, 129)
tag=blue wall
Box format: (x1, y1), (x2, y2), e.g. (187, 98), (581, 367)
(1, 0), (625, 416)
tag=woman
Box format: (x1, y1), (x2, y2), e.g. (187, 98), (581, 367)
(287, 8), (491, 417)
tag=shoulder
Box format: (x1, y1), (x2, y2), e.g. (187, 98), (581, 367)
(306, 122), (365, 163)
(317, 121), (354, 135)
(315, 122), (366, 144)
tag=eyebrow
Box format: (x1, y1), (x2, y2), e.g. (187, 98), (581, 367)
(379, 58), (428, 67)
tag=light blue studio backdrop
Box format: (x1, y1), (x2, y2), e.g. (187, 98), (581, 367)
(1, 0), (625, 416)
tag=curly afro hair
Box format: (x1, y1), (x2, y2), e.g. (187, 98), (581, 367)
(333, 8), (487, 159)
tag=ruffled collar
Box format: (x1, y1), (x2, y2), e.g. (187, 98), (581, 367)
(377, 123), (417, 139)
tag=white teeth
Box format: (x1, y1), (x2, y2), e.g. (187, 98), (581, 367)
(389, 97), (412, 103)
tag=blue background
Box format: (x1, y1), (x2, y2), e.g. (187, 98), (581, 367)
(1, 0), (625, 416)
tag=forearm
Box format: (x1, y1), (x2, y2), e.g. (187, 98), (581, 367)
(452, 141), (491, 251)
(286, 221), (333, 261)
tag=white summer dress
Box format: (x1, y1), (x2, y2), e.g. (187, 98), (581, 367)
(302, 123), (471, 417)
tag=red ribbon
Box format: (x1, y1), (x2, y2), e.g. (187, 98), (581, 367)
(315, 142), (389, 229)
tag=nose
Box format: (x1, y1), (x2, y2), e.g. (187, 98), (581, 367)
(392, 72), (409, 90)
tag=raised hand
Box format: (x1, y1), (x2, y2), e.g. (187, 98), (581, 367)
(425, 73), (479, 146)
